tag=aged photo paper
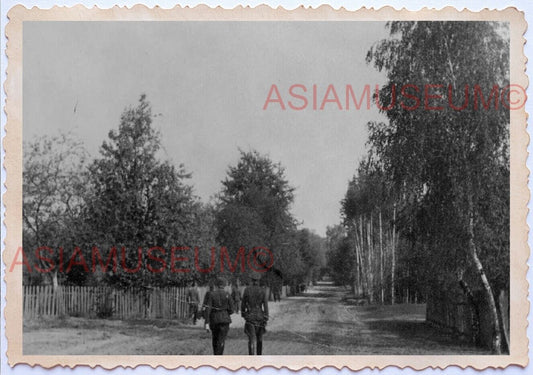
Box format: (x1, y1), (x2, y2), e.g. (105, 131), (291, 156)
(3, 4), (529, 371)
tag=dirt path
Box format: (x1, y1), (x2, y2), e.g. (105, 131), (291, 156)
(24, 282), (488, 355)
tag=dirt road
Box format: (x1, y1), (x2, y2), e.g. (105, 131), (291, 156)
(24, 282), (488, 355)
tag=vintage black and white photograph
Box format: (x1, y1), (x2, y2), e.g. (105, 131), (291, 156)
(17, 18), (514, 357)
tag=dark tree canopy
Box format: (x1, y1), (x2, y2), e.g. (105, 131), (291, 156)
(216, 150), (325, 285)
(84, 95), (198, 287)
(216, 150), (296, 250)
(366, 21), (509, 290)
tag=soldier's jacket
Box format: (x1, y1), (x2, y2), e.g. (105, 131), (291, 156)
(187, 287), (200, 304)
(241, 285), (269, 324)
(205, 288), (234, 325)
(231, 286), (241, 303)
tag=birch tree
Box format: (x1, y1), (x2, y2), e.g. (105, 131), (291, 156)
(367, 21), (510, 353)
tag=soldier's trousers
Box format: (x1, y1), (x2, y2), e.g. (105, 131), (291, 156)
(210, 323), (230, 355)
(189, 303), (198, 324)
(244, 322), (266, 355)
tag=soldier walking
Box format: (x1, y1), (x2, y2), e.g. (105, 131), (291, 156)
(202, 283), (215, 332)
(186, 280), (200, 325)
(273, 285), (281, 302)
(241, 272), (269, 355)
(231, 281), (241, 314)
(205, 278), (234, 355)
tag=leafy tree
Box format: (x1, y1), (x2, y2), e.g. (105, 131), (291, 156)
(216, 150), (297, 282)
(296, 229), (326, 284)
(367, 21), (509, 352)
(84, 95), (197, 288)
(307, 230), (328, 282)
(216, 202), (268, 252)
(326, 225), (352, 286)
(23, 132), (89, 287)
(184, 202), (219, 285)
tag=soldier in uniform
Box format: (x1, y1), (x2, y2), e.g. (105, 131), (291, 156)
(273, 284), (281, 302)
(186, 280), (200, 325)
(205, 278), (234, 355)
(202, 283), (215, 332)
(231, 281), (241, 314)
(241, 272), (269, 355)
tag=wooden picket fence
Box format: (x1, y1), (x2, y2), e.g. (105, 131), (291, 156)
(24, 284), (289, 320)
(23, 285), (213, 320)
(426, 289), (510, 350)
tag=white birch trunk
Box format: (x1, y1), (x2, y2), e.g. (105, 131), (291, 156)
(379, 209), (384, 304)
(466, 200), (502, 354)
(391, 204), (396, 305)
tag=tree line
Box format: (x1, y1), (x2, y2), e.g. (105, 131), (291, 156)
(23, 94), (326, 292)
(326, 21), (509, 353)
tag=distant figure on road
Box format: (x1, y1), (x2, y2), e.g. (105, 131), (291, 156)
(231, 281), (241, 314)
(241, 272), (269, 355)
(186, 280), (200, 325)
(205, 278), (234, 355)
(273, 285), (281, 302)
(270, 268), (283, 302)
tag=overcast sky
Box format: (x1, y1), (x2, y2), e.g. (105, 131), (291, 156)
(24, 21), (388, 236)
